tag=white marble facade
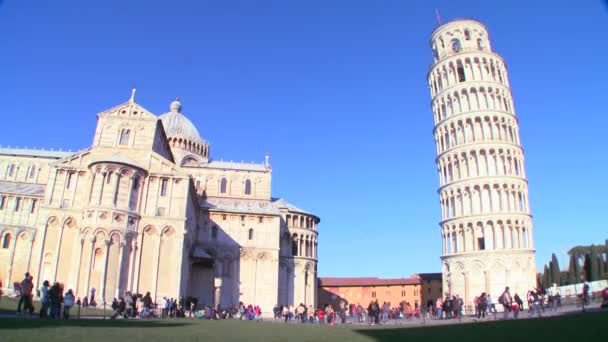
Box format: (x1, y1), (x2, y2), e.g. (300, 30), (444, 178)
(0, 96), (319, 316)
(428, 19), (537, 305)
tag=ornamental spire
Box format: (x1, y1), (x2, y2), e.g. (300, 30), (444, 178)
(130, 88), (136, 102)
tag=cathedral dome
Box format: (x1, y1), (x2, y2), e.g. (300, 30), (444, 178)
(159, 98), (203, 144)
(159, 98), (210, 163)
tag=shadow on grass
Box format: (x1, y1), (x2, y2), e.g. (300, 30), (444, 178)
(0, 318), (191, 330)
(354, 311), (608, 342)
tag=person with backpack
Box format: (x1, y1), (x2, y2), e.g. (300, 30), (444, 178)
(499, 287), (512, 319)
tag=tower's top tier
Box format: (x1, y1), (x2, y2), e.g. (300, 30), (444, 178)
(430, 19), (492, 63)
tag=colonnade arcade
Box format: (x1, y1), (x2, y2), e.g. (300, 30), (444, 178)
(441, 216), (533, 255)
(87, 165), (146, 211)
(289, 232), (318, 259)
(429, 55), (510, 97)
(0, 227), (35, 288)
(34, 215), (179, 304)
(434, 113), (520, 155)
(439, 180), (529, 220)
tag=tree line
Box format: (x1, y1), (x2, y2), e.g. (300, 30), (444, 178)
(537, 241), (608, 288)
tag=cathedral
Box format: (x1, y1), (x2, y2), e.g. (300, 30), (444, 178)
(0, 94), (319, 314)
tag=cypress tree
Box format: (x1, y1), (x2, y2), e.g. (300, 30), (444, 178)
(590, 245), (600, 281)
(567, 253), (579, 284)
(543, 265), (550, 288)
(583, 254), (592, 282)
(551, 253), (561, 285)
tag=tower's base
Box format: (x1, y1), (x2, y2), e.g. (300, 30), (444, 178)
(441, 249), (536, 309)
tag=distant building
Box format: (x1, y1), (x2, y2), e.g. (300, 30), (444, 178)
(413, 273), (442, 308)
(318, 277), (422, 309)
(427, 19), (536, 306)
(0, 95), (319, 315)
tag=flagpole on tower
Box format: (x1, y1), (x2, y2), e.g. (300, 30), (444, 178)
(435, 8), (442, 25)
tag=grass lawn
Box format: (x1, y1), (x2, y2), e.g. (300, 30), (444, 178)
(0, 298), (606, 342)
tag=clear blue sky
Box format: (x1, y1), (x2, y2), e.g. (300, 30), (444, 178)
(1, 0), (607, 277)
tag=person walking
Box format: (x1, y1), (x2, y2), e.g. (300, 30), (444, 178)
(500, 287), (512, 320)
(529, 290), (541, 318)
(16, 273), (35, 316)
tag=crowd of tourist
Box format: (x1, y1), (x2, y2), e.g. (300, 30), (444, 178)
(7, 272), (608, 324)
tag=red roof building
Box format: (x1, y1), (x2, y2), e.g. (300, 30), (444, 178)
(317, 277), (422, 309)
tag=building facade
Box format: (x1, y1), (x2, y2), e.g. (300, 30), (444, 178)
(318, 277), (422, 309)
(427, 19), (536, 306)
(0, 95), (319, 314)
(413, 273), (442, 308)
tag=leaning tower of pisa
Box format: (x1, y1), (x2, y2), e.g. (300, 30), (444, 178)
(427, 19), (536, 305)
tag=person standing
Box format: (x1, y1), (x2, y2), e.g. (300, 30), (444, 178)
(142, 292), (152, 318)
(435, 297), (443, 319)
(582, 282), (590, 312)
(39, 281), (50, 318)
(500, 287), (512, 319)
(452, 295), (462, 321)
(63, 289), (75, 319)
(124, 291), (134, 318)
(16, 273), (35, 316)
(477, 293), (487, 319)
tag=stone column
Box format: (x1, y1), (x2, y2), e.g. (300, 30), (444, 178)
(127, 240), (137, 292)
(47, 169), (59, 205)
(83, 237), (96, 299)
(112, 173), (121, 207)
(98, 171), (107, 206)
(52, 224), (65, 283)
(26, 234), (35, 275)
(5, 230), (18, 287)
(127, 176), (135, 210)
(114, 242), (125, 298)
(74, 235), (85, 296)
(35, 224), (49, 290)
(100, 239), (112, 306)
(88, 171), (97, 205)
(152, 235), (161, 300)
(214, 277), (222, 308)
(58, 171), (69, 208)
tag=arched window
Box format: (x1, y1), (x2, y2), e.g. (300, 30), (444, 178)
(119, 129), (130, 146)
(220, 177), (227, 194)
(477, 38), (484, 51)
(291, 239), (298, 256)
(2, 233), (11, 249)
(7, 164), (15, 177)
(248, 228), (254, 240)
(244, 179), (252, 195)
(457, 60), (466, 82)
(29, 165), (36, 178)
(223, 258), (231, 276)
(451, 39), (462, 53)
(212, 226), (218, 240)
(132, 176), (139, 191)
(464, 30), (471, 40)
(93, 248), (104, 270)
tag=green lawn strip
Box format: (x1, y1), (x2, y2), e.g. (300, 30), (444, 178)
(0, 300), (606, 342)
